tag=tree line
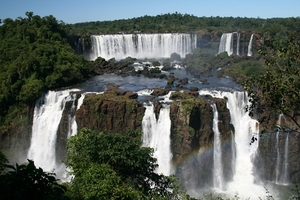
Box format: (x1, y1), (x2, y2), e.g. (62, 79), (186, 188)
(68, 12), (300, 36)
(0, 12), (95, 126)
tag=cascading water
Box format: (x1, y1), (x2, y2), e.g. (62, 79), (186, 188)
(211, 103), (224, 191)
(90, 33), (197, 60)
(282, 133), (289, 185)
(275, 131), (281, 183)
(27, 90), (85, 181)
(236, 32), (240, 56)
(218, 33), (234, 56)
(199, 90), (266, 199)
(275, 114), (290, 185)
(142, 103), (172, 175)
(247, 33), (254, 56)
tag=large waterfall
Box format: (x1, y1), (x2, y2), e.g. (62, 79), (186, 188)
(27, 90), (84, 180)
(25, 87), (293, 199)
(211, 103), (224, 191)
(199, 90), (265, 199)
(90, 33), (197, 60)
(142, 103), (172, 175)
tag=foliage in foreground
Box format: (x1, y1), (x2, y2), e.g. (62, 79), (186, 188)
(243, 32), (300, 130)
(66, 128), (192, 199)
(0, 159), (69, 200)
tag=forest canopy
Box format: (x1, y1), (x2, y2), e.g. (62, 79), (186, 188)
(0, 12), (93, 120)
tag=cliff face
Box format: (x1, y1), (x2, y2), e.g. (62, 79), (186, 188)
(169, 93), (234, 187)
(169, 94), (233, 164)
(0, 106), (33, 164)
(75, 90), (145, 134)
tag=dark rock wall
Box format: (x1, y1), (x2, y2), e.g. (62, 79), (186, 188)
(0, 106), (33, 165)
(75, 91), (145, 134)
(255, 131), (300, 184)
(56, 98), (78, 164)
(169, 95), (234, 188)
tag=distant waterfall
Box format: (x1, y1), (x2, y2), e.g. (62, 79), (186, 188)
(199, 90), (265, 199)
(247, 34), (254, 56)
(142, 103), (172, 175)
(212, 103), (224, 191)
(218, 32), (255, 56)
(90, 33), (197, 60)
(27, 90), (84, 180)
(236, 33), (240, 56)
(218, 33), (234, 56)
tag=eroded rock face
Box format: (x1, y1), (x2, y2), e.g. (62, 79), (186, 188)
(0, 106), (33, 165)
(255, 128), (300, 184)
(169, 95), (233, 164)
(75, 90), (145, 134)
(169, 94), (234, 188)
(56, 98), (78, 163)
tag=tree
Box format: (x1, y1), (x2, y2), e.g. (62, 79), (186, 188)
(243, 33), (300, 131)
(0, 159), (69, 200)
(66, 128), (191, 199)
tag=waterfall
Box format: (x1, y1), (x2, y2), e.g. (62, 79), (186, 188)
(218, 33), (234, 56)
(199, 90), (265, 199)
(282, 133), (289, 184)
(275, 114), (289, 185)
(27, 90), (84, 180)
(142, 103), (172, 175)
(247, 34), (254, 56)
(69, 93), (85, 138)
(211, 103), (224, 191)
(275, 131), (281, 184)
(236, 33), (240, 56)
(90, 33), (197, 60)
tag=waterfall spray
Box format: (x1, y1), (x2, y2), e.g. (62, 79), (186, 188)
(212, 103), (224, 191)
(142, 103), (172, 175)
(199, 90), (265, 199)
(27, 89), (84, 181)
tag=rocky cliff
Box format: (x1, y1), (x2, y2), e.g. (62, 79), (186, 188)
(168, 91), (234, 187)
(169, 92), (233, 164)
(75, 88), (145, 134)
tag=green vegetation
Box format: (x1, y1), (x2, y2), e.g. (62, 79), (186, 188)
(0, 159), (69, 200)
(0, 12), (93, 129)
(244, 32), (300, 130)
(1, 11), (300, 199)
(68, 12), (300, 35)
(65, 128), (191, 199)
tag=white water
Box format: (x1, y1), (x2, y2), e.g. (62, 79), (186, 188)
(199, 90), (266, 199)
(247, 34), (254, 56)
(282, 133), (289, 184)
(275, 114), (290, 185)
(236, 32), (240, 56)
(90, 33), (197, 60)
(211, 103), (224, 191)
(69, 93), (85, 138)
(27, 90), (84, 180)
(275, 131), (281, 184)
(142, 103), (172, 175)
(218, 33), (234, 56)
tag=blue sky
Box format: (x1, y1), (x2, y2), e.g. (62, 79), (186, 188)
(1, 0), (300, 24)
